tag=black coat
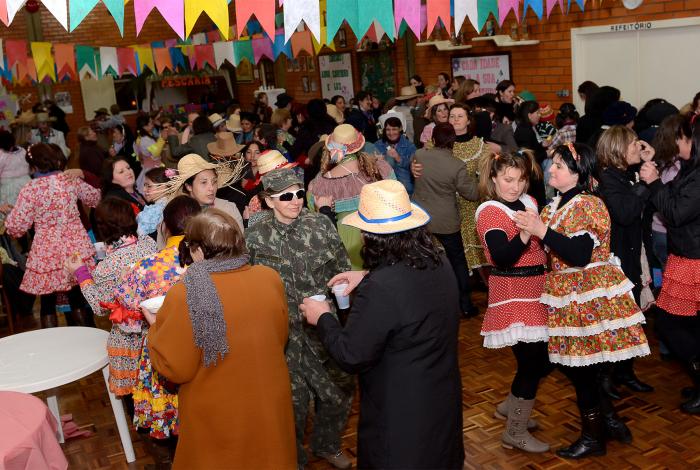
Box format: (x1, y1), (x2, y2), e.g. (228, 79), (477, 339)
(648, 161), (700, 259)
(513, 124), (547, 207)
(317, 257), (464, 469)
(346, 109), (378, 143)
(597, 167), (650, 301)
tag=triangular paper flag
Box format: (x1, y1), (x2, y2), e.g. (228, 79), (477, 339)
(546, 0), (563, 17)
(394, 0), (421, 39)
(206, 30), (221, 43)
(133, 45), (155, 74)
(75, 45), (98, 79)
(6, 0), (26, 25)
(312, 0), (335, 53)
(290, 30), (314, 57)
(17, 58), (37, 83)
(184, 0), (229, 40)
(213, 41), (234, 68)
(191, 32), (207, 45)
(477, 0), (499, 31)
(54, 43), (77, 80)
(426, 0), (451, 36)
(235, 0), (276, 40)
(153, 48), (172, 73)
(454, 0), (478, 32)
(70, 0), (124, 36)
(327, 0), (357, 40)
(194, 44), (215, 69)
(99, 46), (119, 77)
(498, 0), (520, 25)
(568, 0), (585, 11)
(357, 0), (394, 40)
(251, 37), (274, 63)
(0, 0), (8, 26)
(5, 40), (28, 69)
(117, 47), (137, 75)
(283, 0), (320, 42)
(134, 0), (185, 39)
(273, 30), (292, 59)
(169, 46), (188, 70)
(30, 42), (56, 82)
(523, 0), (543, 19)
(233, 39), (254, 66)
(41, 0), (68, 30)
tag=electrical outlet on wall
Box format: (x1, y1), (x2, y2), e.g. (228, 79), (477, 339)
(556, 89), (570, 97)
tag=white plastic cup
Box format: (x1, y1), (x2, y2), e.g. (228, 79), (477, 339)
(309, 294), (327, 302)
(94, 242), (106, 260)
(332, 283), (350, 309)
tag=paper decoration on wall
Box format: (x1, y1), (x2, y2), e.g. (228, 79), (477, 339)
(454, 0), (478, 32)
(273, 30), (292, 59)
(194, 44), (215, 69)
(134, 0), (185, 39)
(477, 0), (499, 31)
(75, 45), (98, 78)
(426, 0), (451, 36)
(153, 48), (172, 73)
(117, 47), (137, 75)
(31, 42), (56, 81)
(232, 39), (253, 66)
(312, 0), (335, 53)
(17, 58), (37, 83)
(0, 0), (8, 26)
(326, 0), (358, 40)
(70, 0), (124, 36)
(133, 45), (155, 73)
(569, 0), (585, 11)
(5, 0), (27, 25)
(54, 43), (77, 80)
(184, 0), (229, 40)
(191, 32), (207, 45)
(213, 41), (234, 68)
(5, 39), (28, 69)
(41, 0), (69, 30)
(206, 30), (220, 43)
(251, 37), (274, 63)
(235, 0), (276, 40)
(498, 0), (520, 24)
(169, 46), (187, 70)
(283, 0), (320, 43)
(546, 0), (564, 17)
(99, 46), (119, 76)
(358, 0), (395, 40)
(290, 30), (313, 57)
(523, 0), (544, 19)
(394, 0), (421, 38)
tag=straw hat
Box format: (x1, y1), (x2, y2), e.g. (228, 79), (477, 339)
(226, 113), (242, 132)
(325, 124), (365, 161)
(257, 149), (297, 175)
(207, 132), (244, 158)
(342, 180), (430, 234)
(10, 110), (36, 126)
(36, 112), (56, 123)
(208, 113), (226, 128)
(424, 95), (454, 118)
(326, 103), (344, 124)
(150, 153), (246, 201)
(395, 85), (422, 101)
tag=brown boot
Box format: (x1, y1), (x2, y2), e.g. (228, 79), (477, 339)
(40, 313), (58, 328)
(495, 393), (538, 430)
(501, 397), (550, 453)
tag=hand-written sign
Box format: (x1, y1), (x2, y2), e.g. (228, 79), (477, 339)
(452, 54), (511, 95)
(161, 76), (212, 88)
(318, 53), (354, 102)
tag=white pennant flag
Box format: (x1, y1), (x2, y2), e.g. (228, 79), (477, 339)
(191, 33), (207, 45)
(454, 0), (479, 33)
(7, 0), (27, 24)
(41, 0), (68, 30)
(283, 0), (320, 43)
(99, 47), (119, 77)
(213, 41), (234, 69)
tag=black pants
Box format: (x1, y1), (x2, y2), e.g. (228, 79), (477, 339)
(434, 231), (473, 313)
(559, 364), (602, 410)
(511, 341), (551, 399)
(40, 286), (85, 325)
(655, 307), (700, 362)
(2, 264), (35, 315)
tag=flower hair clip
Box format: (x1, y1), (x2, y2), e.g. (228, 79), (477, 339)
(327, 142), (348, 163)
(493, 153), (501, 161)
(26, 144), (36, 161)
(164, 168), (177, 178)
(566, 142), (580, 162)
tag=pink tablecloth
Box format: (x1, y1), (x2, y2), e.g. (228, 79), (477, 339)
(0, 391), (68, 470)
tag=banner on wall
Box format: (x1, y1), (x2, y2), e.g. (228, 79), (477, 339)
(451, 54), (510, 95)
(318, 52), (354, 102)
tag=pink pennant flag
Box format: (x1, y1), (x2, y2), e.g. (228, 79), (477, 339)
(394, 0), (421, 38)
(498, 0), (520, 25)
(194, 44), (215, 70)
(134, 0), (185, 39)
(251, 37), (273, 63)
(419, 4), (428, 33)
(117, 47), (137, 76)
(235, 0), (276, 39)
(546, 0), (563, 17)
(0, 0), (8, 26)
(426, 0), (451, 36)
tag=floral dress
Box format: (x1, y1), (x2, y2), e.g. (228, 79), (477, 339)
(114, 236), (186, 438)
(540, 193), (650, 366)
(453, 137), (488, 271)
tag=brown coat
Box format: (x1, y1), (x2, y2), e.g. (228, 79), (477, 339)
(149, 264), (297, 470)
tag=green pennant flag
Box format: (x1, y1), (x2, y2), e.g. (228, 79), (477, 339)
(327, 0), (358, 40)
(477, 0), (499, 32)
(233, 40), (254, 66)
(75, 45), (97, 77)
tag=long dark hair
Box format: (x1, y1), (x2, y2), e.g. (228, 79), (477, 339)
(136, 114), (154, 139)
(516, 101), (539, 126)
(551, 142), (597, 192)
(361, 227), (442, 271)
(651, 114), (691, 172)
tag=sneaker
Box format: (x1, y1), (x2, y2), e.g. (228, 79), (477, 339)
(315, 450), (352, 469)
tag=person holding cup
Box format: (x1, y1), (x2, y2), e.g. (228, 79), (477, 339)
(300, 179), (465, 469)
(245, 167), (354, 470)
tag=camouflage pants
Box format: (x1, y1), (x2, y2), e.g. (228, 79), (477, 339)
(289, 350), (355, 466)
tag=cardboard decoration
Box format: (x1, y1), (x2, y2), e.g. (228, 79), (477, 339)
(41, 0), (69, 30)
(153, 47), (173, 73)
(194, 44), (215, 69)
(31, 41), (57, 81)
(523, 0), (544, 19)
(70, 0), (125, 36)
(252, 37), (274, 63)
(99, 46), (119, 77)
(357, 0), (395, 40)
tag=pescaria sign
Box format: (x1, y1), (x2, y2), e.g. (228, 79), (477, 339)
(161, 76), (212, 88)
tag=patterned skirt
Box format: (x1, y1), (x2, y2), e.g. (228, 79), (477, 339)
(657, 254), (700, 317)
(458, 198), (487, 272)
(107, 326), (145, 396)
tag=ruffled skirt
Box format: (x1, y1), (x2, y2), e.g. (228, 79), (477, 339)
(657, 254), (700, 317)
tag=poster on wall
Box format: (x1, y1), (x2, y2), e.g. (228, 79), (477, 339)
(319, 53), (354, 102)
(54, 91), (73, 114)
(451, 54), (511, 95)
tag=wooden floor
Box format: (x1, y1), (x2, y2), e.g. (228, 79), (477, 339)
(2, 291), (700, 469)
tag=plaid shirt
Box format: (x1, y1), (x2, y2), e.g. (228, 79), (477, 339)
(549, 124), (577, 149)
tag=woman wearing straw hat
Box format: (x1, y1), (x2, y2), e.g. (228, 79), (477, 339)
(301, 179), (465, 469)
(206, 131), (244, 161)
(150, 154), (246, 240)
(246, 167), (353, 470)
(308, 124), (395, 270)
(419, 95), (454, 147)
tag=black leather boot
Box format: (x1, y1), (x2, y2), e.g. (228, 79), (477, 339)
(599, 383), (632, 444)
(598, 363), (622, 400)
(615, 359), (654, 392)
(556, 407), (606, 459)
(681, 358), (700, 414)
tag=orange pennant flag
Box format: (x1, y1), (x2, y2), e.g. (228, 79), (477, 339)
(54, 43), (77, 80)
(290, 30), (314, 57)
(426, 0), (451, 36)
(235, 0), (276, 39)
(153, 48), (172, 74)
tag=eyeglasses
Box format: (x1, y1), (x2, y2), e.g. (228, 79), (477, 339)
(269, 189), (305, 201)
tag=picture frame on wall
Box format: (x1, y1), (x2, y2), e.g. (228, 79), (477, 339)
(336, 28), (347, 48)
(301, 57), (307, 72)
(236, 60), (254, 83)
(310, 79), (318, 92)
(307, 56), (316, 71)
(302, 76), (310, 93)
(450, 53), (511, 96)
(293, 59), (301, 72)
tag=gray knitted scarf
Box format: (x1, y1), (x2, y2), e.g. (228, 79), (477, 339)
(183, 254), (250, 367)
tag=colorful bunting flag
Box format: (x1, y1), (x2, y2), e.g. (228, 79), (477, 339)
(394, 0), (421, 39)
(358, 0), (395, 40)
(426, 0), (451, 36)
(54, 43), (77, 80)
(75, 45), (98, 78)
(327, 0), (358, 40)
(523, 0), (544, 19)
(134, 0), (185, 39)
(546, 0), (564, 17)
(283, 0), (320, 42)
(213, 41), (234, 68)
(17, 58), (38, 84)
(273, 31), (292, 59)
(498, 0), (520, 25)
(235, 0), (276, 40)
(290, 30), (314, 57)
(70, 0), (124, 36)
(169, 46), (187, 70)
(194, 44), (215, 69)
(99, 46), (119, 77)
(454, 0), (478, 32)
(133, 45), (155, 74)
(477, 0), (499, 31)
(6, 0), (27, 26)
(184, 0), (229, 40)
(31, 42), (56, 82)
(5, 40), (28, 69)
(206, 30), (221, 43)
(569, 0), (585, 11)
(117, 47), (137, 75)
(233, 39), (254, 66)
(41, 0), (69, 30)
(252, 37), (274, 63)
(0, 0), (8, 26)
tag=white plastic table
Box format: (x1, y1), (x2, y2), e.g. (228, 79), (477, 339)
(0, 327), (136, 463)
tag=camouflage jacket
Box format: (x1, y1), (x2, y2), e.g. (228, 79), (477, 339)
(245, 209), (351, 364)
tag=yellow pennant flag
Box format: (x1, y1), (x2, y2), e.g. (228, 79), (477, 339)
(313, 0), (335, 54)
(132, 45), (155, 74)
(30, 42), (56, 82)
(185, 0), (229, 40)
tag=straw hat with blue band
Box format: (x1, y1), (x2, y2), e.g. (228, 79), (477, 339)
(342, 180), (431, 234)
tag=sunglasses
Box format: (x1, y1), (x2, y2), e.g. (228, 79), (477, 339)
(270, 189), (305, 201)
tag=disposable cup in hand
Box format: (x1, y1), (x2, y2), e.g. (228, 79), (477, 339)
(94, 242), (106, 260)
(309, 294), (327, 302)
(140, 296), (166, 314)
(332, 283), (350, 309)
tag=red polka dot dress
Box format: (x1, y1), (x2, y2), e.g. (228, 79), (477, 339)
(476, 195), (549, 348)
(657, 255), (700, 316)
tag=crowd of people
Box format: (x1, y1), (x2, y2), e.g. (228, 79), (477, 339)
(1, 74), (700, 469)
